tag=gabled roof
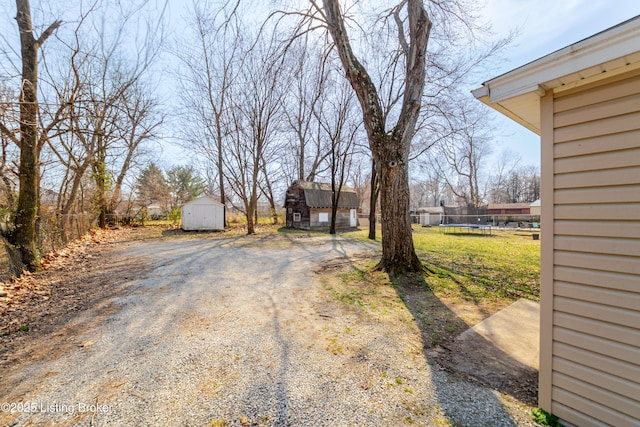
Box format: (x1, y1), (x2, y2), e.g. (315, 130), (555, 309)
(472, 15), (640, 134)
(183, 195), (225, 207)
(291, 180), (359, 209)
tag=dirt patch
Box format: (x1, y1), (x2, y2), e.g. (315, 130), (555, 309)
(315, 258), (509, 348)
(429, 332), (539, 405)
(315, 259), (538, 406)
(0, 228), (151, 374)
(0, 230), (537, 426)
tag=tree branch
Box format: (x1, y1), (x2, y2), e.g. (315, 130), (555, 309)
(36, 20), (63, 47)
(392, 0), (409, 57)
(0, 122), (19, 145)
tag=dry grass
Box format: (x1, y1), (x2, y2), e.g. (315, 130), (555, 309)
(328, 225), (541, 348)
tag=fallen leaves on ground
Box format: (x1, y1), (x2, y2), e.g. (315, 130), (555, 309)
(0, 227), (152, 367)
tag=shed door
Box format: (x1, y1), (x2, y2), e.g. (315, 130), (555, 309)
(350, 209), (357, 227)
(191, 204), (221, 229)
(197, 205), (208, 229)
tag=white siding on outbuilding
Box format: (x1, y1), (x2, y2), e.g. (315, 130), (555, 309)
(181, 196), (225, 231)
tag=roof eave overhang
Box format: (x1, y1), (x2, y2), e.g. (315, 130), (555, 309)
(472, 16), (640, 135)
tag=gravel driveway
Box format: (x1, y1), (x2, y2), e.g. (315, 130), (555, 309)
(1, 235), (537, 426)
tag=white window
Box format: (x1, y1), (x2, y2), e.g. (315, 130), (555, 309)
(319, 212), (329, 222)
(293, 212), (301, 222)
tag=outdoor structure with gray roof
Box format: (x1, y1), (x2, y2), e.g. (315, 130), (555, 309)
(284, 180), (359, 230)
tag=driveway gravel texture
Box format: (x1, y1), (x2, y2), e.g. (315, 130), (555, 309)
(1, 234), (537, 426)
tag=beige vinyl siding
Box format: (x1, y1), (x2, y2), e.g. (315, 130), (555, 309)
(555, 220), (640, 238)
(554, 165), (640, 188)
(553, 342), (640, 381)
(547, 70), (640, 427)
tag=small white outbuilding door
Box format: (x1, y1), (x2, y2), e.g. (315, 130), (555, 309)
(181, 196), (225, 230)
(350, 209), (357, 227)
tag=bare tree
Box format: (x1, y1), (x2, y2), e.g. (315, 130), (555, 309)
(434, 103), (492, 208)
(74, 61), (140, 228)
(281, 39), (333, 183)
(175, 0), (242, 225)
(317, 0), (430, 274)
(348, 154), (370, 213)
(107, 83), (164, 214)
(224, 35), (285, 234)
(488, 155), (540, 204)
(39, 11), (95, 217)
(314, 78), (360, 234)
(0, 0), (62, 273)
(424, 167), (447, 207)
(486, 149), (520, 204)
(0, 85), (19, 213)
(257, 163), (279, 225)
(52, 2), (165, 227)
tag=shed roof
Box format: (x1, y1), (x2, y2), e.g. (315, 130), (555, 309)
(183, 195), (225, 207)
(416, 206), (444, 214)
(472, 16), (640, 134)
(293, 180), (359, 209)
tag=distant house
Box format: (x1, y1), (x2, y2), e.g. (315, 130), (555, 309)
(473, 16), (640, 427)
(487, 203), (531, 215)
(284, 180), (359, 230)
(40, 188), (59, 209)
(146, 203), (164, 219)
(181, 196), (225, 231)
(415, 206), (444, 226)
(529, 199), (541, 217)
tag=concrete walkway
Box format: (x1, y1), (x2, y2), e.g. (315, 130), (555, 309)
(432, 298), (540, 404)
(460, 299), (540, 370)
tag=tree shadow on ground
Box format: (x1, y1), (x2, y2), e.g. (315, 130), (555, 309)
(391, 273), (538, 409)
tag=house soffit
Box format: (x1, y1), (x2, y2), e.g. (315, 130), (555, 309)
(472, 16), (640, 134)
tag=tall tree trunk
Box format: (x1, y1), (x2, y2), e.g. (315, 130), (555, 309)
(375, 139), (421, 275)
(260, 162), (279, 225)
(298, 139), (305, 182)
(329, 143), (337, 235)
(329, 177), (339, 235)
(248, 157), (259, 235)
(322, 0), (430, 275)
(216, 119), (226, 227)
(253, 204), (258, 228)
(8, 1), (61, 274)
(246, 195), (256, 235)
(92, 143), (108, 229)
(368, 158), (378, 240)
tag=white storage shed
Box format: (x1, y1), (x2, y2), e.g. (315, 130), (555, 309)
(181, 196), (225, 231)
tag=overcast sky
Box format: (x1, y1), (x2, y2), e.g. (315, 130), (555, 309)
(477, 1), (640, 166)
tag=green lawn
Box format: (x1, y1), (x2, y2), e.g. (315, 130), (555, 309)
(342, 225), (540, 304)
